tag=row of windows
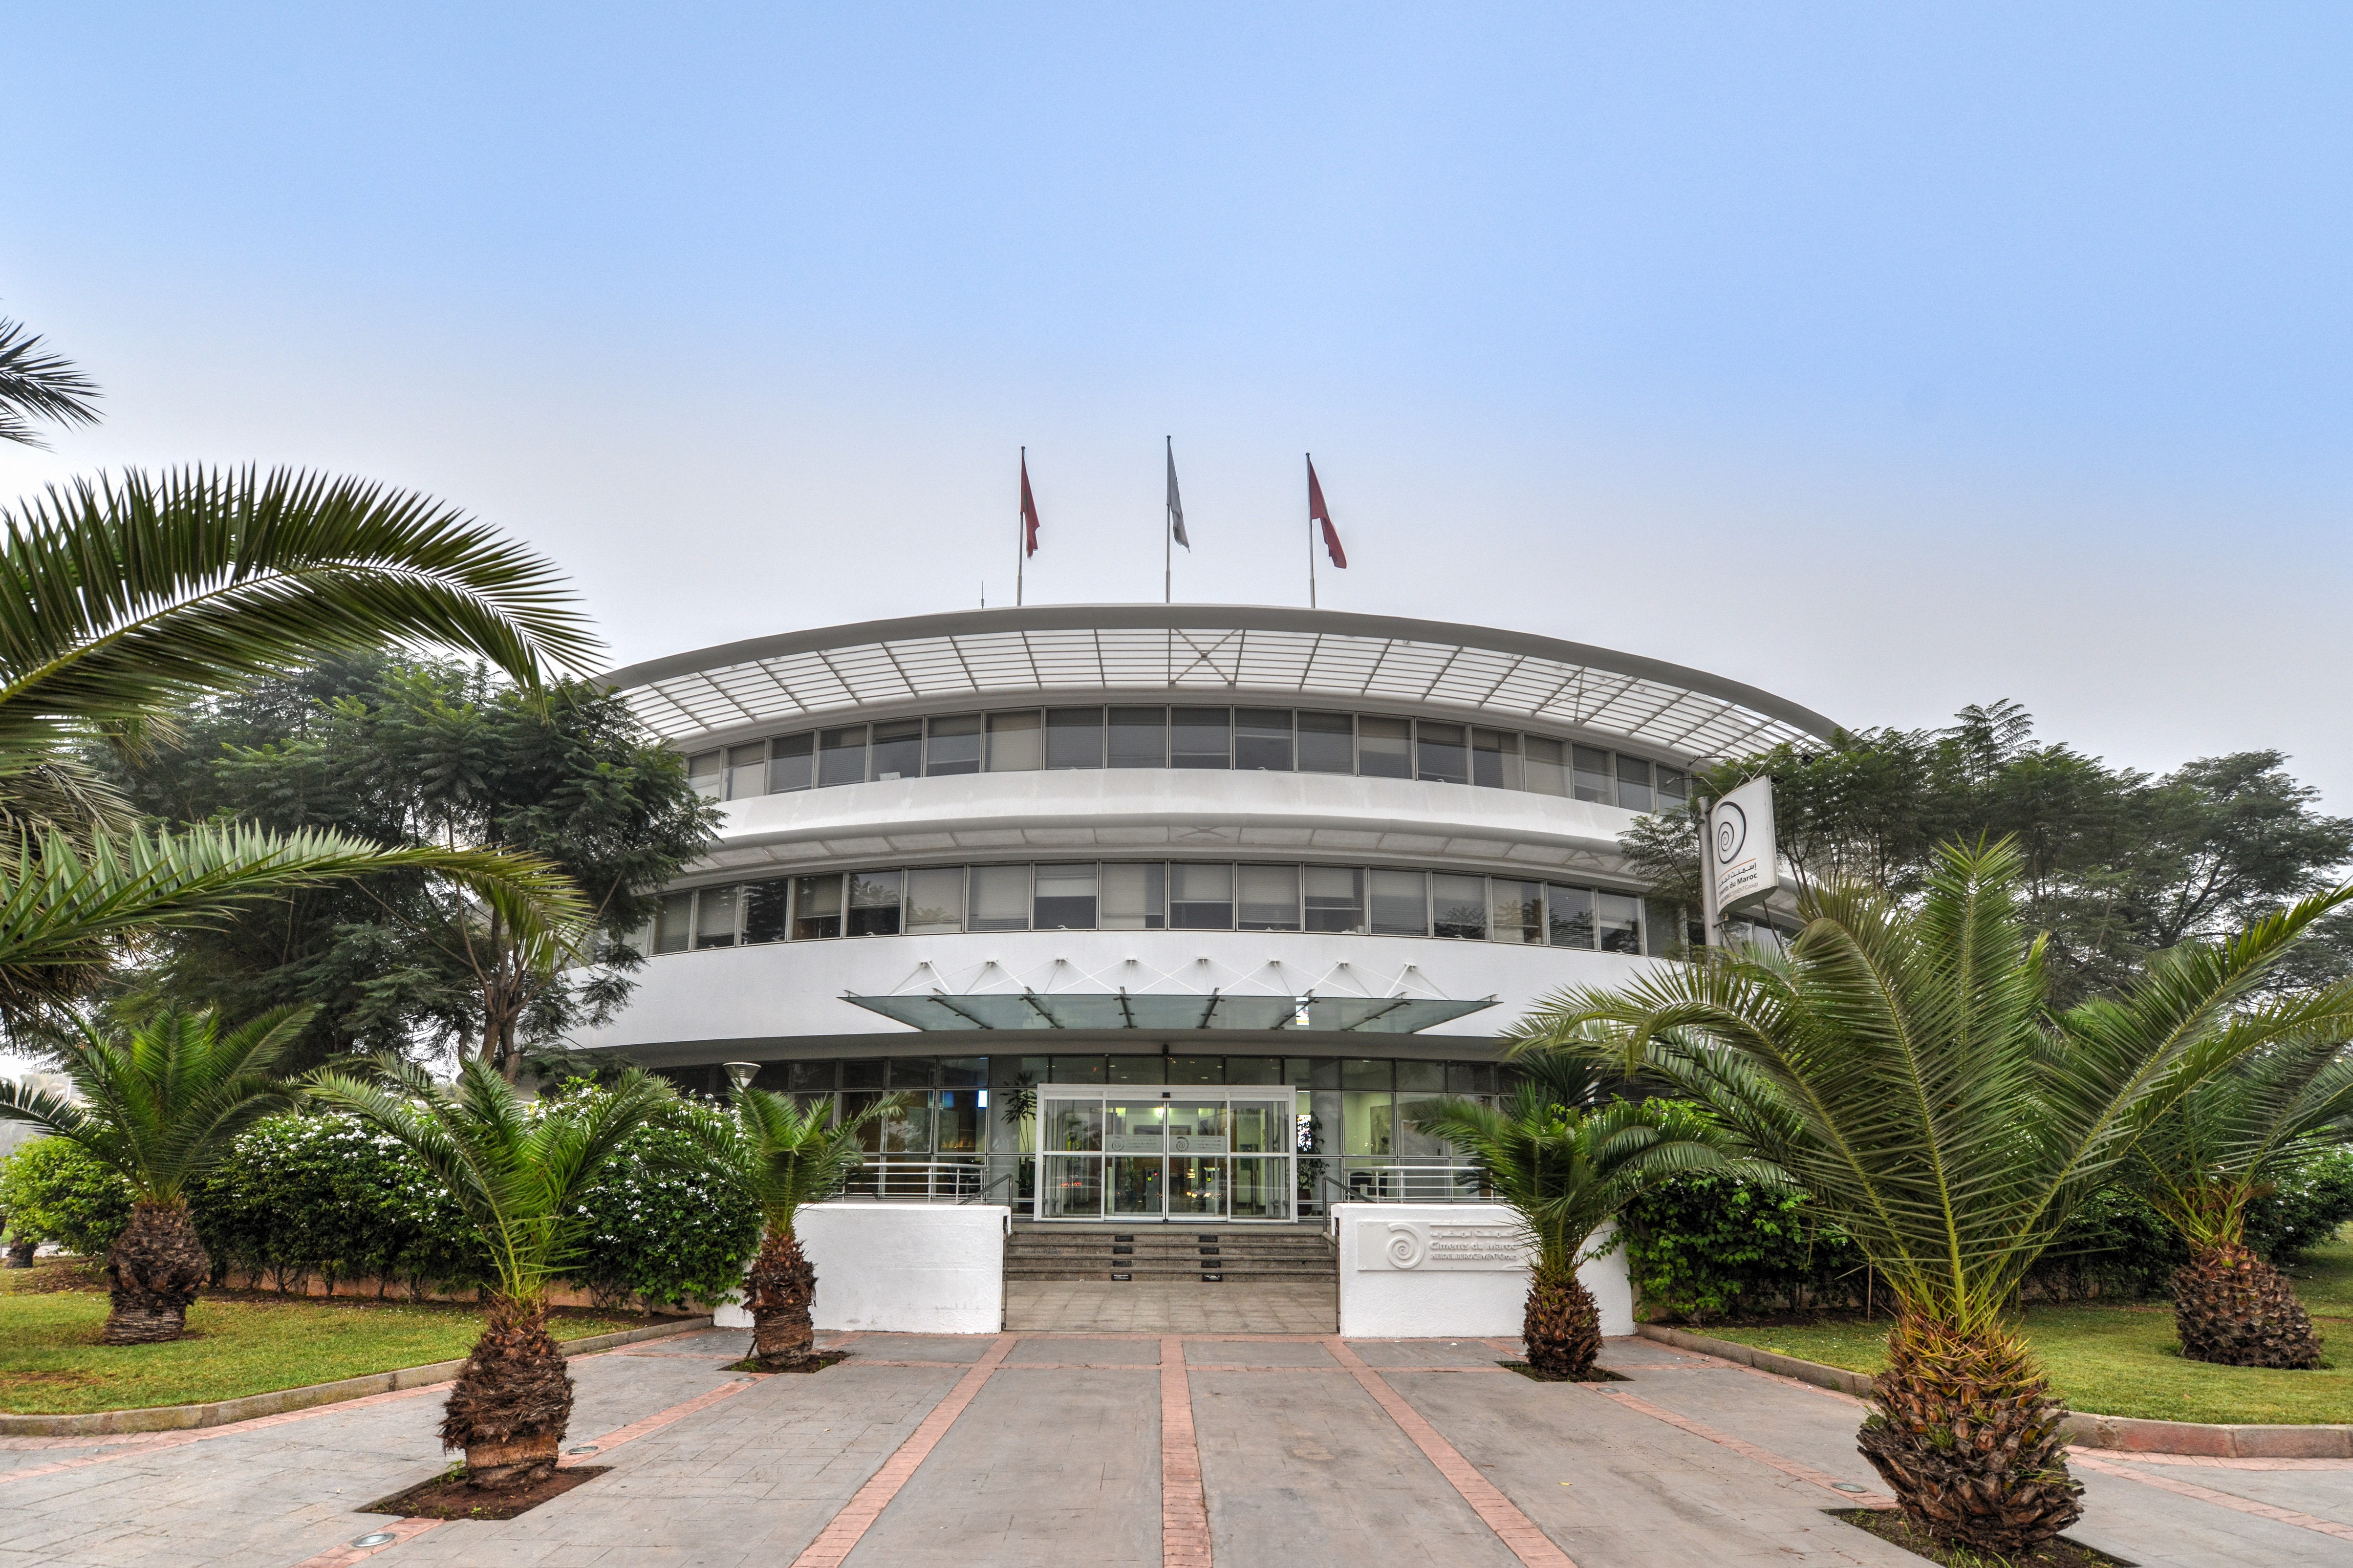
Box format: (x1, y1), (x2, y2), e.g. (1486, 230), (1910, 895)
(648, 861), (1654, 953)
(687, 706), (1690, 812)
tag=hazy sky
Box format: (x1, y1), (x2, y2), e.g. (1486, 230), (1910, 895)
(6, 5), (2350, 801)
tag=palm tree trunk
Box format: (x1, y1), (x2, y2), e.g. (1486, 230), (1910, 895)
(1857, 1310), (2083, 1554)
(102, 1200), (210, 1344)
(441, 1293), (575, 1488)
(2172, 1243), (2324, 1369)
(1522, 1262), (1601, 1380)
(747, 1224), (819, 1369)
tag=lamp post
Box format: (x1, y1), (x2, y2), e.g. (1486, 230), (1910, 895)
(723, 1062), (760, 1093)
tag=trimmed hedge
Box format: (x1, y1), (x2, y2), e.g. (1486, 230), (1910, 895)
(1619, 1146), (2353, 1323)
(0, 1087), (761, 1309)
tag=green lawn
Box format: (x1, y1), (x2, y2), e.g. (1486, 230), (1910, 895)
(1699, 1280), (2353, 1427)
(0, 1264), (653, 1416)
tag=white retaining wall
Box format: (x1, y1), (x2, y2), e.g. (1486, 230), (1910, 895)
(1332, 1203), (1633, 1339)
(714, 1203), (1009, 1334)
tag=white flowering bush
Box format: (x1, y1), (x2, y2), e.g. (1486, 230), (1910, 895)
(182, 1087), (760, 1306)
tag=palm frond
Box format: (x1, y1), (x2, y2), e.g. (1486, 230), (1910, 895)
(0, 1005), (309, 1201)
(0, 821), (591, 1019)
(0, 318), (100, 450)
(0, 467), (599, 751)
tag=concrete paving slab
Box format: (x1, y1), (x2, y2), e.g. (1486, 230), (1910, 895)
(1004, 1280), (1335, 1333)
(1005, 1336), (1162, 1366)
(842, 1335), (993, 1364)
(843, 1366), (1160, 1568)
(1349, 1339), (1511, 1368)
(1188, 1366), (1524, 1568)
(1182, 1338), (1339, 1368)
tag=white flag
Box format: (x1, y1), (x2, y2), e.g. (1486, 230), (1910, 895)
(1166, 437), (1189, 550)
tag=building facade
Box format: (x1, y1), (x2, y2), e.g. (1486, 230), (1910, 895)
(582, 605), (1832, 1224)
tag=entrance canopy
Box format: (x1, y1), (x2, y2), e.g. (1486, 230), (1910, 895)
(843, 990), (1496, 1033)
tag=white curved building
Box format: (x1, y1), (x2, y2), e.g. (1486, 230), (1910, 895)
(585, 605), (1832, 1225)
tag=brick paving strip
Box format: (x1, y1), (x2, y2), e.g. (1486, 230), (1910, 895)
(1160, 1336), (1214, 1568)
(2068, 1449), (2353, 1543)
(1323, 1337), (1581, 1568)
(1585, 1385), (1901, 1508)
(787, 1332), (1016, 1568)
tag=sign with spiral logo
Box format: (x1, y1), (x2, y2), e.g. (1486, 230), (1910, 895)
(1709, 775), (1779, 914)
(1355, 1219), (1528, 1271)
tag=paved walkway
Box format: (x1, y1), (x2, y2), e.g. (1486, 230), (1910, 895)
(1004, 1280), (1337, 1332)
(2, 1329), (2349, 1567)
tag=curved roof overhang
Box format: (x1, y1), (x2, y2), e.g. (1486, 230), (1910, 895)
(603, 604), (1837, 763)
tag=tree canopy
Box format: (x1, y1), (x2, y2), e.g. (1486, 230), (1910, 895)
(1622, 700), (2353, 1003)
(99, 654), (717, 1071)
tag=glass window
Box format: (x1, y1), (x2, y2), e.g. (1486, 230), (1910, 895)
(1233, 709), (1294, 772)
(655, 890), (693, 953)
(1491, 878), (1544, 944)
(1297, 711), (1354, 774)
(1169, 862), (1234, 929)
(1572, 745), (1612, 803)
(694, 885), (738, 949)
(686, 750), (723, 800)
(1034, 863), (1098, 930)
(1108, 1056), (1165, 1085)
(870, 721), (922, 781)
(888, 1056), (936, 1089)
(1226, 1056), (1282, 1086)
(726, 743), (767, 800)
(934, 1088), (982, 1153)
(939, 1056), (986, 1087)
(848, 870), (904, 937)
(968, 864), (1032, 931)
(1370, 869), (1428, 936)
(1396, 1060), (1445, 1093)
(1616, 755), (1654, 813)
(1546, 884), (1596, 948)
(792, 875), (842, 940)
(1304, 866), (1365, 933)
(1166, 1055), (1222, 1086)
(743, 878), (790, 944)
(788, 1060), (837, 1092)
(1237, 864), (1301, 931)
(1170, 707), (1230, 768)
(1357, 715), (1411, 779)
(987, 711), (1042, 772)
(1101, 862), (1166, 930)
(768, 732), (814, 793)
(818, 726), (867, 788)
(905, 868), (964, 934)
(1049, 1054), (1107, 1085)
(1657, 766), (1690, 809)
(1108, 706), (1167, 768)
(1044, 707), (1104, 770)
(1522, 735), (1569, 797)
(1472, 729), (1520, 790)
(1447, 1061), (1496, 1095)
(925, 713), (982, 776)
(841, 1059), (887, 1089)
(1432, 874), (1487, 939)
(1597, 891), (1643, 953)
(1416, 721), (1468, 785)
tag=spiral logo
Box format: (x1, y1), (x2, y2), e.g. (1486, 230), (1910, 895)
(1384, 1223), (1428, 1269)
(1714, 802), (1747, 865)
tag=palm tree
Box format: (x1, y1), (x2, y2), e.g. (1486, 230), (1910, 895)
(0, 465), (602, 1019)
(0, 316), (101, 449)
(0, 1006), (310, 1342)
(2131, 1037), (2353, 1368)
(1408, 1074), (1753, 1379)
(699, 1088), (907, 1370)
(306, 1057), (675, 1488)
(1513, 840), (2353, 1556)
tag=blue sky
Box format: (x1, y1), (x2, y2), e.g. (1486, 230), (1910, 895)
(5, 4), (2351, 800)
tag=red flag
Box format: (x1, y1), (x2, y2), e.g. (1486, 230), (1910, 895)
(1307, 458), (1346, 568)
(1019, 453), (1041, 558)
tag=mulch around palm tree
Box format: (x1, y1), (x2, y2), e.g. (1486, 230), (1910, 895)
(725, 1351), (850, 1374)
(365, 1465), (608, 1521)
(1497, 1360), (1629, 1382)
(1834, 1509), (2134, 1567)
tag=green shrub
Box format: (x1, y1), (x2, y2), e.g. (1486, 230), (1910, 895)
(565, 1094), (762, 1308)
(2245, 1145), (2353, 1265)
(0, 1137), (133, 1256)
(1618, 1170), (1864, 1321)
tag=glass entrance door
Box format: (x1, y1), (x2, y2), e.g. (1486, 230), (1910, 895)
(1033, 1086), (1293, 1221)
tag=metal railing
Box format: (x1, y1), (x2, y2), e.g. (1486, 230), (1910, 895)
(836, 1159), (988, 1203)
(1312, 1162), (1491, 1207)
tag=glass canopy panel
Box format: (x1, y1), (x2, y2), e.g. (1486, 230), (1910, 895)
(840, 992), (1497, 1032)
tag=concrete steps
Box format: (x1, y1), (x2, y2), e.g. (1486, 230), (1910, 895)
(1005, 1224), (1337, 1283)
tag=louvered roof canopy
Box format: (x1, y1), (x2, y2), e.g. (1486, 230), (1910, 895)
(603, 605), (1836, 763)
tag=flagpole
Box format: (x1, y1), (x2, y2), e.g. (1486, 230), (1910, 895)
(1306, 452), (1317, 609)
(1016, 446), (1025, 608)
(1164, 436), (1173, 606)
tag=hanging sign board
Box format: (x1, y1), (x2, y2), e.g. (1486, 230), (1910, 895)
(1709, 776), (1779, 913)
